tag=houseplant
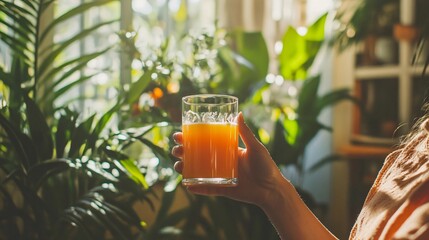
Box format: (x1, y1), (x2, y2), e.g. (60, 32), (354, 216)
(241, 13), (356, 210)
(335, 0), (429, 65)
(121, 26), (269, 124)
(0, 0), (275, 238)
(0, 0), (182, 239)
(120, 25), (278, 239)
(335, 0), (399, 50)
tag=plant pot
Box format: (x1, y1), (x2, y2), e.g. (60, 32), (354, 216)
(393, 24), (420, 42)
(374, 37), (398, 64)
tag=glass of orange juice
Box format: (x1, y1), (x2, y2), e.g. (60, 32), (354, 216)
(181, 94), (238, 186)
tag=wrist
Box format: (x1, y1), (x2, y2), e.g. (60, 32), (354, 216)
(256, 173), (295, 211)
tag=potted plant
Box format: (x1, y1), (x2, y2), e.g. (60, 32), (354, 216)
(335, 0), (429, 65)
(335, 0), (398, 47)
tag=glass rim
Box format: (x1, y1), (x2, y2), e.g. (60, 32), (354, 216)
(182, 94), (238, 106)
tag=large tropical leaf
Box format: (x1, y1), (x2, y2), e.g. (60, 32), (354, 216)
(279, 13), (327, 80)
(55, 108), (79, 158)
(218, 31), (269, 102)
(297, 75), (320, 116)
(24, 96), (54, 162)
(69, 114), (96, 158)
(0, 112), (34, 171)
(315, 88), (358, 115)
(84, 103), (120, 155)
(127, 69), (153, 105)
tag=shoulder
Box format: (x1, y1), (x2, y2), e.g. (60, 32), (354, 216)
(380, 178), (429, 239)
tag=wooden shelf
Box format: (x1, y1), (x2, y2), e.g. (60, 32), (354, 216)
(342, 144), (392, 231)
(339, 144), (394, 160)
(355, 65), (427, 79)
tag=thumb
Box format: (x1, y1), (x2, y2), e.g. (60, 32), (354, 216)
(237, 112), (262, 149)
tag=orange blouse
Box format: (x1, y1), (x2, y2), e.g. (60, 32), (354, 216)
(350, 120), (429, 239)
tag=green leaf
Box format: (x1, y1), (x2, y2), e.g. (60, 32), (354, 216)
(0, 113), (32, 172)
(77, 198), (132, 240)
(297, 75), (320, 116)
(119, 159), (149, 189)
(102, 147), (129, 161)
(127, 70), (152, 104)
(270, 120), (293, 165)
(55, 108), (78, 158)
(0, 185), (35, 238)
(0, 32), (32, 62)
(27, 159), (70, 189)
(8, 56), (30, 124)
(19, 0), (39, 12)
(0, 17), (34, 44)
(279, 27), (307, 80)
(149, 190), (176, 235)
(84, 104), (120, 154)
(0, 2), (36, 33)
(24, 96), (54, 161)
(279, 13), (327, 80)
(138, 137), (170, 161)
(316, 88), (363, 113)
(295, 119), (331, 163)
(37, 20), (117, 78)
(39, 47), (111, 86)
(39, 0), (118, 43)
(230, 31), (269, 80)
(63, 207), (103, 239)
(69, 114), (96, 157)
(305, 13), (328, 41)
(219, 31), (269, 101)
(315, 88), (355, 115)
(95, 199), (143, 230)
(283, 117), (299, 145)
(48, 73), (99, 104)
(206, 198), (240, 240)
(13, 180), (51, 236)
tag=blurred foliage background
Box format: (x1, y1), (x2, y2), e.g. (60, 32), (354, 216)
(4, 0), (425, 239)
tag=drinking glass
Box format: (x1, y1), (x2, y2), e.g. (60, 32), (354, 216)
(181, 94), (238, 186)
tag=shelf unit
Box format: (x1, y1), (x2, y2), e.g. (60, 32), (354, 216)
(349, 0), (427, 145)
(331, 0), (426, 237)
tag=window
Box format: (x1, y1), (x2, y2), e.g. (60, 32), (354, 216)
(53, 0), (216, 115)
(55, 0), (120, 114)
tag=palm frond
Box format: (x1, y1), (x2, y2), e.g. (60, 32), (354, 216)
(37, 19), (117, 79)
(39, 0), (118, 43)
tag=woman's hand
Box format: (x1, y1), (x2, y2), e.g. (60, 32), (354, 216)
(172, 113), (338, 240)
(171, 112), (286, 208)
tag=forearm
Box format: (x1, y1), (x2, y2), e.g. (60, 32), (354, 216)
(260, 176), (338, 240)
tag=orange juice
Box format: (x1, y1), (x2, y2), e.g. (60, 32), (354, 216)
(182, 123), (238, 183)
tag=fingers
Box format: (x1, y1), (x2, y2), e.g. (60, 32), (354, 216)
(172, 132), (183, 144)
(171, 145), (183, 158)
(237, 112), (262, 150)
(172, 131), (184, 173)
(174, 161), (183, 173)
(171, 132), (183, 158)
